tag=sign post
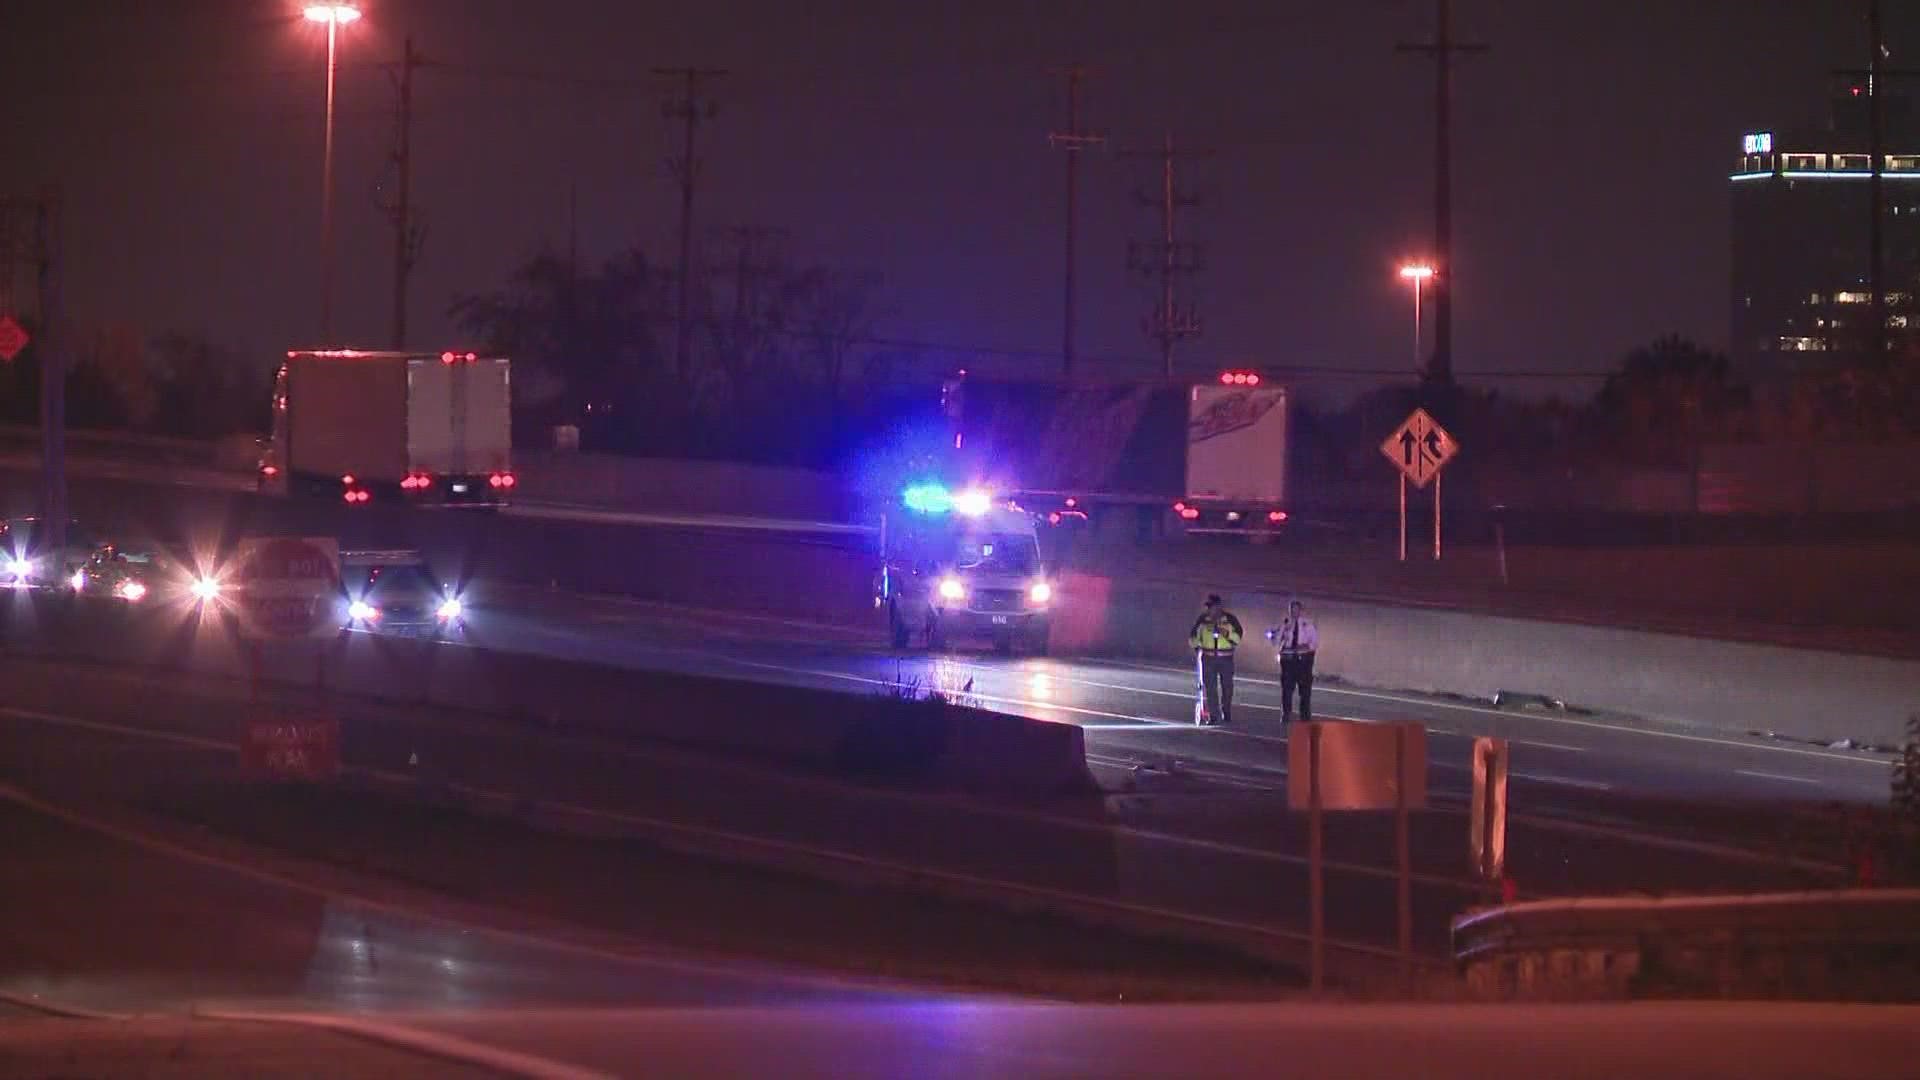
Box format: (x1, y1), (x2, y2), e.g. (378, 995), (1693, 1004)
(1470, 736), (1510, 899)
(1379, 408), (1458, 562)
(233, 537), (342, 782)
(1290, 720), (1429, 994)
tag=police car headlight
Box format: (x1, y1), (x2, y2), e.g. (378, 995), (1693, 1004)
(189, 577), (221, 601)
(937, 577), (966, 602)
(437, 596), (463, 620)
(116, 580), (147, 602)
(6, 557), (32, 579)
(1028, 581), (1052, 605)
(69, 570), (86, 591)
(348, 600), (378, 621)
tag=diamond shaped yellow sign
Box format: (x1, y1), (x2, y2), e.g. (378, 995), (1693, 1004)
(1380, 408), (1458, 490)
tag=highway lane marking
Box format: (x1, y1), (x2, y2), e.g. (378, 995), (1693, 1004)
(0, 697), (1482, 894)
(1511, 772), (1614, 792)
(0, 731), (1425, 968)
(1102, 660), (1889, 767)
(195, 1009), (613, 1080)
(0, 776), (936, 1001)
(1, 669), (1848, 882)
(1735, 769), (1824, 786)
(487, 596), (1885, 776)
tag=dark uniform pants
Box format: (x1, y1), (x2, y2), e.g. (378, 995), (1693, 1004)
(1280, 652), (1315, 720)
(1196, 651), (1235, 724)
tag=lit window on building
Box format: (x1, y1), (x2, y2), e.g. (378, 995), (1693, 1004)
(1835, 154), (1871, 170)
(1835, 291), (1871, 304)
(1778, 336), (1828, 351)
(1808, 292), (1824, 305)
(1890, 315), (1910, 329)
(1784, 153), (1824, 171)
(1889, 155), (1920, 171)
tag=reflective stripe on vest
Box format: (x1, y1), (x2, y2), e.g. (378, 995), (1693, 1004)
(1191, 619), (1241, 653)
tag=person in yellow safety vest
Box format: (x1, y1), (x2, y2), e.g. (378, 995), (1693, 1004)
(1189, 593), (1244, 726)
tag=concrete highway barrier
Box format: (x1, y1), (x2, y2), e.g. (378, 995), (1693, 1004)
(0, 596), (1092, 798)
(1451, 888), (1920, 1002)
(1047, 570), (1920, 748)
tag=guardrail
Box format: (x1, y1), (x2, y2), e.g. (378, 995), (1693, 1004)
(1452, 888), (1920, 1002)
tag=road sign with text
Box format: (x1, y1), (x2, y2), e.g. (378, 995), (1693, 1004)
(233, 536), (340, 640)
(240, 714), (341, 781)
(1380, 407), (1458, 490)
(0, 316), (28, 362)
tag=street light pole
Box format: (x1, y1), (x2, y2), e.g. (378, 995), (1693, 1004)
(304, 4), (360, 346)
(1398, 263), (1434, 374)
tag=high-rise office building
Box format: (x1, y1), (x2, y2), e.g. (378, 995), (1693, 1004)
(1730, 90), (1920, 378)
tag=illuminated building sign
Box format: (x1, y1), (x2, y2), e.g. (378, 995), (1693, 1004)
(1743, 132), (1773, 154)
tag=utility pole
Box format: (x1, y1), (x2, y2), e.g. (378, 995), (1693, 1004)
(382, 37), (426, 351)
(1834, 0), (1920, 363)
(36, 192), (63, 556)
(655, 66), (728, 380)
(1048, 64), (1103, 380)
(1122, 131), (1208, 378)
(1398, 0), (1486, 387)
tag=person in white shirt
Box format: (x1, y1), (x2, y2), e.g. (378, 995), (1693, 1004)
(1265, 597), (1319, 723)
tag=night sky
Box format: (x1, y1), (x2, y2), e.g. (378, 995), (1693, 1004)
(1, 1), (1913, 400)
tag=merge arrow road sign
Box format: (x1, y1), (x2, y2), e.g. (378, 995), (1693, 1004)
(1380, 407), (1458, 490)
(0, 315), (29, 362)
(233, 536), (340, 641)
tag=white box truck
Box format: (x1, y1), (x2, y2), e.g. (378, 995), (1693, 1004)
(1177, 373), (1289, 536)
(259, 350), (514, 508)
(939, 368), (1289, 540)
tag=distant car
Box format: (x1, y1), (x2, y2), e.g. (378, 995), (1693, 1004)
(338, 549), (466, 637)
(0, 518), (104, 591)
(66, 543), (224, 608)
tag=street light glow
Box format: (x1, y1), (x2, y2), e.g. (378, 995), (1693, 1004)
(303, 4), (361, 23)
(1399, 264), (1435, 281)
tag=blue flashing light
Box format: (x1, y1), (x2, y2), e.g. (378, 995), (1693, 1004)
(903, 482), (953, 514)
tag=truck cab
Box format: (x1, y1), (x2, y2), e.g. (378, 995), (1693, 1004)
(877, 484), (1053, 655)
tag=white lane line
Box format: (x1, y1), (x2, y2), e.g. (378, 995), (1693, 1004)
(706, 653), (1194, 729)
(0, 767), (940, 999)
(1735, 769), (1823, 785)
(1510, 739), (1588, 754)
(197, 1009), (613, 1080)
(0, 699), (1479, 892)
(1512, 771), (1613, 792)
(1103, 659), (1887, 766)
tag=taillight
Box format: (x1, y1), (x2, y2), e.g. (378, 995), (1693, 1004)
(1180, 507), (1200, 520)
(1268, 510), (1288, 524)
(488, 474), (502, 489)
(261, 465), (278, 476)
(341, 474), (355, 485)
(344, 489), (370, 504)
(402, 473), (433, 490)
(489, 472), (516, 489)
(1173, 501), (1186, 513)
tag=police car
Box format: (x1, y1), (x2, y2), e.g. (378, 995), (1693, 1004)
(338, 549), (466, 637)
(876, 484), (1053, 655)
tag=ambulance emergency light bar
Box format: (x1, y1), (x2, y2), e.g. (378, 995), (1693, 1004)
(902, 482), (993, 516)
